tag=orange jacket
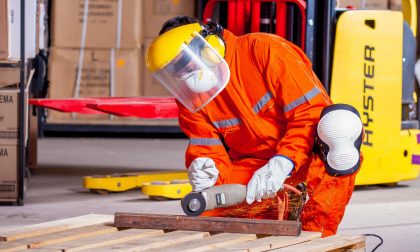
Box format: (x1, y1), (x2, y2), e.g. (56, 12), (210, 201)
(177, 30), (332, 185)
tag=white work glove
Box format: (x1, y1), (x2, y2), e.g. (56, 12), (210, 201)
(188, 157), (219, 192)
(246, 155), (294, 204)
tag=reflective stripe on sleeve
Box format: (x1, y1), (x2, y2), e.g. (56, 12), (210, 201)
(212, 118), (241, 129)
(189, 138), (223, 146)
(253, 92), (273, 113)
(284, 87), (320, 112)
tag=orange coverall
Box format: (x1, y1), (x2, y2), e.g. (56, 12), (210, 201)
(177, 30), (358, 237)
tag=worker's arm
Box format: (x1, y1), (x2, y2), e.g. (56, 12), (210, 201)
(177, 101), (233, 185)
(264, 40), (332, 172)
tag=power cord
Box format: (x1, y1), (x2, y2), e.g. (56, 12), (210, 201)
(362, 233), (384, 252)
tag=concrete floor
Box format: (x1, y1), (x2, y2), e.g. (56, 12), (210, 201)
(1, 137), (420, 251)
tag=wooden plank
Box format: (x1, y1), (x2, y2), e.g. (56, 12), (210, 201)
(208, 231), (322, 252)
(269, 235), (366, 252)
(114, 213), (301, 236)
(0, 241), (27, 252)
(83, 230), (210, 252)
(329, 239), (366, 252)
(0, 224), (117, 252)
(28, 224), (117, 248)
(0, 214), (113, 242)
(154, 233), (257, 252)
(36, 228), (164, 252)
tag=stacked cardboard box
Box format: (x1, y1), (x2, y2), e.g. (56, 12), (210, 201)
(141, 0), (195, 96)
(47, 48), (142, 122)
(0, 0), (36, 201)
(48, 0), (142, 122)
(0, 66), (19, 89)
(0, 81), (27, 200)
(48, 0), (195, 124)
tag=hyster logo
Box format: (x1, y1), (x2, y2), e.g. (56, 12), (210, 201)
(0, 95), (14, 103)
(0, 148), (8, 157)
(363, 45), (374, 147)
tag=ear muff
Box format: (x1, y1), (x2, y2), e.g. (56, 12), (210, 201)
(199, 22), (226, 66)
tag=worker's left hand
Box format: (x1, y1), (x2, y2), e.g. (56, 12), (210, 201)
(246, 155), (294, 204)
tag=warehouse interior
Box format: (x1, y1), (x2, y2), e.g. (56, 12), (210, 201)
(1, 0), (420, 251)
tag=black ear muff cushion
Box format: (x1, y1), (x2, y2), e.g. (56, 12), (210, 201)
(205, 35), (226, 58)
(203, 22), (226, 58)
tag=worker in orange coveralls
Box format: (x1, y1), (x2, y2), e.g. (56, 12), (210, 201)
(145, 16), (364, 237)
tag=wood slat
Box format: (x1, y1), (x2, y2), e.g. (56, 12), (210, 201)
(154, 233), (257, 252)
(33, 228), (164, 252)
(83, 230), (210, 252)
(114, 213), (301, 236)
(270, 235), (366, 252)
(0, 241), (27, 252)
(0, 224), (117, 252)
(0, 214), (113, 242)
(207, 231), (322, 252)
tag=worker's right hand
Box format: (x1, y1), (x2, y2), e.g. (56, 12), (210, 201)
(188, 157), (219, 192)
(246, 155), (294, 204)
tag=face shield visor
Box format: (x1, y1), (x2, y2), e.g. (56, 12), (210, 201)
(151, 33), (230, 113)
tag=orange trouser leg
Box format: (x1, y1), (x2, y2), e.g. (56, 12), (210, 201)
(300, 156), (358, 237)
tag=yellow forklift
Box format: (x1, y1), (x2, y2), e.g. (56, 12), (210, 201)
(330, 0), (420, 185)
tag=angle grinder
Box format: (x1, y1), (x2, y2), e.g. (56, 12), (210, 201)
(181, 184), (246, 216)
(181, 183), (302, 216)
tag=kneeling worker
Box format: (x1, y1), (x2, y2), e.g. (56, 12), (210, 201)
(145, 16), (363, 237)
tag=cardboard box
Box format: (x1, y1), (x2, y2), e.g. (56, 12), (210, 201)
(51, 0), (142, 49)
(0, 144), (18, 200)
(142, 38), (171, 96)
(0, 87), (28, 145)
(143, 0), (195, 37)
(0, 0), (7, 59)
(338, 0), (389, 9)
(0, 66), (19, 88)
(389, 0), (401, 10)
(47, 47), (142, 122)
(1, 0), (37, 60)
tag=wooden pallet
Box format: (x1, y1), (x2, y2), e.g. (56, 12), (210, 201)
(0, 214), (366, 252)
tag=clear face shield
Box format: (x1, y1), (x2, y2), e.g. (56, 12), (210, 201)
(152, 33), (230, 113)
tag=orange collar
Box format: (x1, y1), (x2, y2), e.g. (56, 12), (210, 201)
(222, 29), (237, 65)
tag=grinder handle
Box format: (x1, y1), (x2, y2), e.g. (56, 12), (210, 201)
(202, 184), (247, 210)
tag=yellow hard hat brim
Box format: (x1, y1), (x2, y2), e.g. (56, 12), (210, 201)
(145, 23), (204, 73)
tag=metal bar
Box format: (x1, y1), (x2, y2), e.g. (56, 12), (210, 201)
(305, 0), (315, 63)
(41, 124), (182, 135)
(18, 0), (26, 205)
(114, 213), (302, 236)
(320, 0), (336, 93)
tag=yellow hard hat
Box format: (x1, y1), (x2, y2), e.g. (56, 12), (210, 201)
(145, 23), (226, 73)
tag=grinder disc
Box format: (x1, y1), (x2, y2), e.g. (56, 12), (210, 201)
(181, 192), (206, 216)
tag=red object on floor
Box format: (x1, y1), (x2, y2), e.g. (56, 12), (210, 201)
(29, 97), (178, 119)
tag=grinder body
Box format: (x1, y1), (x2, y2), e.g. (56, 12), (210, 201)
(181, 184), (247, 216)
